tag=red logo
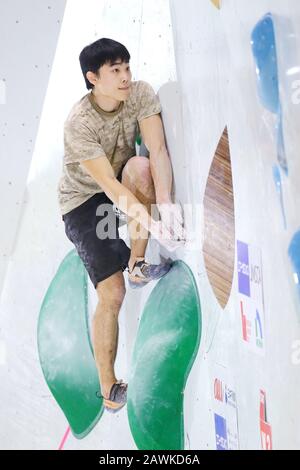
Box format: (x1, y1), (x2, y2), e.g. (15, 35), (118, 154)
(260, 390), (272, 450)
(214, 379), (223, 402)
(240, 301), (251, 342)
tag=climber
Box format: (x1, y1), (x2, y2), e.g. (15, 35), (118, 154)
(57, 38), (185, 413)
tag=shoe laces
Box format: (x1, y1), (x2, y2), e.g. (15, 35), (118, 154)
(128, 258), (149, 276)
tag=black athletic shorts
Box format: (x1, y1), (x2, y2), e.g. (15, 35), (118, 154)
(62, 191), (131, 289)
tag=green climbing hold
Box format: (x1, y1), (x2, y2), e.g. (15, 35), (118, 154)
(136, 134), (142, 146)
(37, 249), (103, 439)
(127, 260), (202, 450)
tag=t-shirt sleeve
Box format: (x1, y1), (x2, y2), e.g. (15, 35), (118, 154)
(136, 81), (162, 123)
(64, 121), (106, 164)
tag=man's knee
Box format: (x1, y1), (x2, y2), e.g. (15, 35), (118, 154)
(122, 156), (155, 205)
(96, 271), (126, 307)
(122, 156), (151, 183)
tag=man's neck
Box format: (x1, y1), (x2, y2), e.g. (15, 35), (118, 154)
(91, 90), (121, 113)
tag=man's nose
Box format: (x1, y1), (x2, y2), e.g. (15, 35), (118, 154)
(122, 71), (131, 82)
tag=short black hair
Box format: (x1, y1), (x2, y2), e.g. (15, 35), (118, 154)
(79, 38), (131, 90)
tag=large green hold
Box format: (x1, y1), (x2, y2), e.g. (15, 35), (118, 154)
(127, 260), (202, 450)
(37, 249), (103, 439)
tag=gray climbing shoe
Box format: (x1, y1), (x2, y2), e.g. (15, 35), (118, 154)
(97, 380), (128, 413)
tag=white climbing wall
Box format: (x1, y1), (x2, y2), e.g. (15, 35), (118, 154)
(0, 0), (177, 450)
(169, 0), (300, 450)
(0, 0), (300, 450)
(0, 0), (67, 295)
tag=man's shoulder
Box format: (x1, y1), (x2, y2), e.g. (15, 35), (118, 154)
(126, 80), (156, 111)
(132, 80), (154, 95)
(64, 92), (93, 127)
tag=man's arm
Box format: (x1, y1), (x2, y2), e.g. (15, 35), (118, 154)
(80, 156), (183, 249)
(80, 156), (153, 231)
(139, 114), (186, 240)
(139, 114), (172, 204)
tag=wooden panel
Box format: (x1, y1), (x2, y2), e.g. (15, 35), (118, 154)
(203, 127), (235, 309)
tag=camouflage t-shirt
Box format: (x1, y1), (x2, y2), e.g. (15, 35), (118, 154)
(57, 80), (162, 215)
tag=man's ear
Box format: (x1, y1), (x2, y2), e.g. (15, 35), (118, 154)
(86, 71), (98, 87)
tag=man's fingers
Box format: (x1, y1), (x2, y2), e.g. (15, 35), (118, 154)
(158, 204), (186, 241)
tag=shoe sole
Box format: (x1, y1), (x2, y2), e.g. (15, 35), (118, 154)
(128, 279), (149, 289)
(128, 263), (172, 289)
(103, 398), (127, 413)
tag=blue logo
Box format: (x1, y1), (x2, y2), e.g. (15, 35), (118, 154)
(214, 413), (228, 450)
(237, 241), (251, 297)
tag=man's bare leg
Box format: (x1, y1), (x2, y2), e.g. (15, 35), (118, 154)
(92, 270), (126, 399)
(121, 156), (156, 277)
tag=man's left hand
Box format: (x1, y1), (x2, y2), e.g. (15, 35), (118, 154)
(157, 202), (186, 244)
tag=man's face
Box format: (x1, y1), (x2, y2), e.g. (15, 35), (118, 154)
(93, 60), (132, 101)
